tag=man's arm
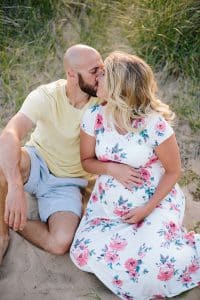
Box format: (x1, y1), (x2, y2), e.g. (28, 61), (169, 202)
(0, 112), (34, 230)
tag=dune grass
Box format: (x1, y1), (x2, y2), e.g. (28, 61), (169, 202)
(0, 0), (199, 128)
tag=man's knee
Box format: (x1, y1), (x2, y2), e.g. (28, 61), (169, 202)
(48, 231), (73, 255)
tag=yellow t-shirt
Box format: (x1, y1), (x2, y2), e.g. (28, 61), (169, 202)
(19, 79), (98, 178)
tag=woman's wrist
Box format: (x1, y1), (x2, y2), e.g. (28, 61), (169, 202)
(145, 200), (157, 214)
(105, 162), (113, 176)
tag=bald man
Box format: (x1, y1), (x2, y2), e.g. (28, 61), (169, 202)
(0, 44), (103, 262)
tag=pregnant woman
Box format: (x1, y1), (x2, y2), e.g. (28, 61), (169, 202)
(70, 51), (200, 299)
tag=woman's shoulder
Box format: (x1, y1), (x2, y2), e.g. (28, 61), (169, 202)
(132, 113), (166, 131)
(145, 112), (170, 128)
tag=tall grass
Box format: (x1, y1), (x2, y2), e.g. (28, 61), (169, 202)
(114, 0), (200, 78)
(0, 0), (199, 128)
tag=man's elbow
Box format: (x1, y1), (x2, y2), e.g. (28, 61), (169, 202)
(0, 128), (16, 143)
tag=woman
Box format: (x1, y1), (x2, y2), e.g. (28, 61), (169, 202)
(70, 52), (200, 299)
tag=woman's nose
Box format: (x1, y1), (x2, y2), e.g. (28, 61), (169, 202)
(96, 70), (104, 81)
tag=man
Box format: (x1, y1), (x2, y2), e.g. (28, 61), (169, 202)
(0, 44), (104, 262)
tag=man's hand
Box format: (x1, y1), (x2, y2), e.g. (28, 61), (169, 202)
(108, 163), (143, 190)
(4, 185), (27, 231)
(122, 205), (151, 224)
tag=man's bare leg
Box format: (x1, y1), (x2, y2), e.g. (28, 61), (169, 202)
(19, 211), (79, 255)
(0, 147), (31, 264)
(1, 146), (79, 259)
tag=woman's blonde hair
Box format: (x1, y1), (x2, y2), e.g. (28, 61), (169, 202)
(104, 51), (175, 133)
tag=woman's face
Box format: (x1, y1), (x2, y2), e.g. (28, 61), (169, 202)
(96, 70), (108, 100)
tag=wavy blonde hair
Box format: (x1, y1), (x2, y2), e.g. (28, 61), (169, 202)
(104, 51), (175, 133)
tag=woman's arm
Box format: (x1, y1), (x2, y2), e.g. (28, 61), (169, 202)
(80, 129), (143, 189)
(122, 134), (181, 223)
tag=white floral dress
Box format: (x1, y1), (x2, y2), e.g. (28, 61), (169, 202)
(70, 103), (200, 300)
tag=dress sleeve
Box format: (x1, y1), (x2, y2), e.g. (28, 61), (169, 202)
(148, 114), (174, 149)
(81, 104), (100, 137)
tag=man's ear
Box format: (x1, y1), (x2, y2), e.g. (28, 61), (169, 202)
(67, 68), (76, 78)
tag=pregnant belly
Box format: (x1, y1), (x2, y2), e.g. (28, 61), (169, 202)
(94, 174), (159, 218)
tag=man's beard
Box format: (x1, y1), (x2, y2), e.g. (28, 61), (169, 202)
(78, 73), (97, 97)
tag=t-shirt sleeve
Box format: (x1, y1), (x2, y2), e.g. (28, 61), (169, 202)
(148, 114), (174, 148)
(19, 88), (46, 124)
(81, 105), (100, 137)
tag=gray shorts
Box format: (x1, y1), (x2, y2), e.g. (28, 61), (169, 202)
(24, 146), (88, 222)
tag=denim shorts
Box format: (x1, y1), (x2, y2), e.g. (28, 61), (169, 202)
(24, 146), (88, 222)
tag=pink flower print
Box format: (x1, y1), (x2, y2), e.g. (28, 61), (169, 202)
(109, 238), (128, 251)
(98, 182), (104, 194)
(188, 263), (199, 273)
(170, 187), (177, 196)
(133, 118), (145, 129)
(112, 278), (123, 287)
(165, 232), (173, 241)
(156, 203), (163, 209)
(105, 251), (119, 264)
(91, 193), (98, 202)
(140, 168), (151, 181)
(181, 272), (192, 284)
(113, 206), (130, 217)
(129, 269), (138, 278)
(132, 220), (144, 230)
(94, 113), (103, 130)
(168, 221), (178, 233)
(90, 218), (101, 226)
(74, 248), (89, 267)
(155, 120), (166, 132)
(184, 231), (195, 246)
(124, 258), (138, 271)
(157, 265), (174, 281)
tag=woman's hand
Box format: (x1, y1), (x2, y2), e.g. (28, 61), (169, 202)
(121, 205), (151, 224)
(107, 162), (143, 190)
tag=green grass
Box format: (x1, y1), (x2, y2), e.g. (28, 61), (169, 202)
(114, 0), (200, 78)
(179, 169), (200, 187)
(0, 0), (199, 129)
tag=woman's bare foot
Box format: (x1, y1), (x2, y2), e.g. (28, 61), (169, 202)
(0, 235), (9, 265)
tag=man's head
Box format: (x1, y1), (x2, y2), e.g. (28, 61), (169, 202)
(64, 44), (103, 97)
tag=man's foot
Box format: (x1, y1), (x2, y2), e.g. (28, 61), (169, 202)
(0, 235), (9, 265)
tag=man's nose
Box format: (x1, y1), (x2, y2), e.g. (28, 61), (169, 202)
(95, 73), (100, 83)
